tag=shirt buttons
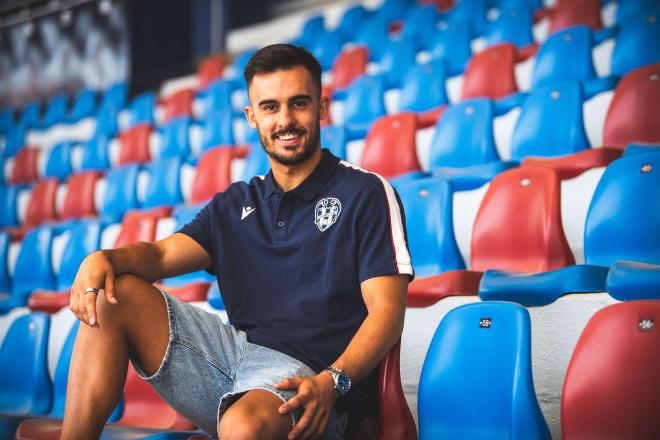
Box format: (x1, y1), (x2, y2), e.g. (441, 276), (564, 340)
(277, 220), (285, 227)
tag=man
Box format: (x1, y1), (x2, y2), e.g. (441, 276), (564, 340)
(62, 44), (413, 440)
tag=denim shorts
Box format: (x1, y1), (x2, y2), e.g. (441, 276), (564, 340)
(130, 290), (345, 438)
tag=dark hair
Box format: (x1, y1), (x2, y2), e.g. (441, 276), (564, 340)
(243, 44), (322, 95)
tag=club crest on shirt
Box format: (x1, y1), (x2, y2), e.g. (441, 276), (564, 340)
(314, 197), (342, 232)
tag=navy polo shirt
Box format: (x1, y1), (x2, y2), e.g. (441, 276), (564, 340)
(178, 148), (413, 412)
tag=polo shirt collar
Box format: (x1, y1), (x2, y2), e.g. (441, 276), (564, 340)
(263, 149), (340, 201)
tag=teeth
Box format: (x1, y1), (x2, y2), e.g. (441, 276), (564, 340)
(279, 133), (298, 140)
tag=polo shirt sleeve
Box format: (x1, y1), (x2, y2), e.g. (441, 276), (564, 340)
(356, 178), (414, 283)
(176, 195), (217, 263)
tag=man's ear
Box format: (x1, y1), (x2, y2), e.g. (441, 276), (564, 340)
(319, 95), (329, 122)
(245, 105), (257, 129)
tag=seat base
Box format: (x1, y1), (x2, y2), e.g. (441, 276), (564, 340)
(407, 270), (483, 307)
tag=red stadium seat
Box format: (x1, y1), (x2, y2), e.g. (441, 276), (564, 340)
(25, 178), (60, 228)
(332, 46), (369, 92)
(360, 113), (421, 179)
(603, 63), (660, 150)
(522, 147), (623, 179)
(461, 43), (521, 101)
(197, 55), (226, 89)
(114, 210), (163, 248)
(321, 85), (333, 127)
(156, 281), (212, 303)
(60, 171), (103, 220)
(10, 147), (40, 185)
(562, 300), (660, 440)
(547, 0), (602, 35)
(118, 124), (152, 166)
(188, 147), (234, 205)
(408, 166), (574, 305)
(419, 0), (454, 12)
(161, 89), (194, 123)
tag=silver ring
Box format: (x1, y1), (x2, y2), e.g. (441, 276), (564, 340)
(85, 287), (100, 295)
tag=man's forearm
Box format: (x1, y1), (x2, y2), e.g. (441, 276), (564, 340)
(102, 242), (164, 283)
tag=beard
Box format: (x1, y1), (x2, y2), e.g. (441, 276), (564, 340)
(258, 119), (321, 166)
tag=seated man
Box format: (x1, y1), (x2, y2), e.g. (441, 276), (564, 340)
(62, 44), (413, 440)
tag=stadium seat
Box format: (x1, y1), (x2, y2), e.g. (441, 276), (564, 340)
(321, 126), (348, 160)
(59, 171), (102, 220)
(240, 143), (270, 182)
(359, 113), (421, 179)
(68, 88), (97, 123)
(428, 98), (500, 169)
(0, 185), (19, 228)
(207, 283), (225, 310)
(44, 142), (74, 180)
(80, 134), (111, 170)
(562, 301), (660, 439)
(10, 147), (40, 185)
(409, 166), (574, 306)
(159, 116), (192, 160)
(141, 157), (184, 210)
(461, 43), (522, 101)
(418, 302), (550, 439)
(93, 104), (120, 138)
(197, 79), (233, 120)
(546, 0), (602, 35)
(0, 232), (9, 295)
(611, 12), (660, 77)
(399, 59), (448, 128)
(308, 29), (343, 72)
(397, 177), (464, 278)
(161, 89), (194, 123)
(29, 220), (103, 313)
(99, 164), (141, 223)
(401, 3), (440, 50)
(336, 4), (369, 41)
(353, 15), (389, 61)
(602, 63), (660, 149)
(198, 110), (235, 152)
(118, 123), (152, 166)
(0, 226), (55, 313)
(101, 82), (128, 113)
(427, 22), (472, 76)
(0, 313), (52, 438)
(485, 3), (535, 48)
(379, 35), (417, 89)
(40, 94), (68, 128)
(23, 178), (59, 229)
(510, 81), (589, 161)
(188, 147), (233, 205)
(331, 46), (369, 94)
(3, 123), (27, 158)
(0, 108), (13, 135)
(126, 93), (156, 128)
(442, 0), (488, 34)
(615, 0), (659, 23)
(606, 261), (660, 301)
(342, 74), (387, 139)
(114, 210), (163, 248)
(521, 147), (622, 180)
(18, 101), (41, 130)
(197, 55), (226, 90)
(296, 14), (325, 49)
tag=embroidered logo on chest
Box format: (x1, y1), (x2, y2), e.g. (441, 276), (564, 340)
(314, 197), (342, 232)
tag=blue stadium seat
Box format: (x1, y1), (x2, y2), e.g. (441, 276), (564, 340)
(510, 81), (590, 161)
(375, 0), (409, 22)
(399, 59), (448, 126)
(615, 0), (659, 23)
(198, 78), (233, 119)
(230, 49), (257, 86)
(309, 30), (344, 71)
(94, 103), (120, 138)
(485, 3), (534, 48)
(56, 220), (102, 292)
(44, 142), (74, 179)
(428, 23), (472, 76)
(342, 74), (387, 139)
(353, 15), (390, 61)
(241, 143), (270, 181)
(200, 109), (235, 152)
(80, 134), (111, 170)
(3, 123), (26, 158)
(624, 143), (660, 156)
(443, 0), (488, 35)
(141, 157), (184, 210)
(0, 185), (19, 228)
(0, 313), (52, 428)
(207, 283), (225, 310)
(101, 82), (128, 113)
(418, 302), (550, 439)
(68, 88), (97, 122)
(0, 232), (9, 295)
(296, 14), (325, 48)
(428, 98), (499, 169)
(380, 35), (417, 89)
(611, 12), (660, 77)
(127, 93), (156, 127)
(337, 4), (369, 40)
(18, 101), (41, 130)
(402, 3), (440, 50)
(397, 177), (464, 278)
(0, 108), (13, 135)
(40, 94), (68, 128)
(532, 25), (616, 95)
(100, 163), (141, 223)
(431, 160), (518, 191)
(321, 126), (348, 160)
(606, 261), (660, 301)
(159, 116), (192, 160)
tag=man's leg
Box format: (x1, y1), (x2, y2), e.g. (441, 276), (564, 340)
(61, 274), (170, 440)
(217, 390), (293, 440)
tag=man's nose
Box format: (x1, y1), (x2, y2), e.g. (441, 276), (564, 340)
(277, 106), (294, 128)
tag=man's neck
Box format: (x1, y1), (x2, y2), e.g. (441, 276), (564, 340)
(270, 148), (323, 192)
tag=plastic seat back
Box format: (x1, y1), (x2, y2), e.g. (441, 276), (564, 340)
(189, 147), (233, 205)
(0, 313), (51, 415)
(400, 59), (448, 114)
(118, 123), (152, 166)
(100, 82), (128, 113)
(0, 232), (9, 294)
(18, 101), (41, 130)
(44, 142), (74, 179)
(549, 0), (602, 35)
(343, 74), (387, 132)
(310, 30), (344, 71)
(584, 152), (660, 266)
(4, 123), (27, 158)
(532, 26), (597, 89)
(428, 23), (472, 75)
(142, 157), (183, 209)
(161, 89), (194, 123)
(127, 93), (156, 127)
(12, 226), (56, 299)
(418, 302), (550, 439)
(114, 211), (160, 248)
(360, 113), (421, 179)
(200, 109), (235, 152)
(159, 116), (192, 160)
(200, 79), (233, 119)
(380, 35), (416, 89)
(377, 340), (417, 440)
(612, 13), (660, 76)
(197, 55), (226, 89)
(562, 301), (660, 440)
(80, 134), (111, 170)
(100, 163), (141, 223)
(353, 15), (389, 61)
(461, 43), (519, 100)
(11, 147), (39, 184)
(61, 171), (102, 220)
(0, 185), (19, 228)
(603, 63), (660, 149)
(397, 177), (464, 277)
(429, 98), (499, 168)
(24, 178), (59, 228)
(486, 4), (534, 48)
(241, 143), (270, 182)
(68, 89), (96, 122)
(41, 95), (68, 127)
(471, 166), (574, 272)
(56, 220), (102, 291)
(511, 81), (589, 160)
(332, 46), (369, 91)
(321, 126), (348, 160)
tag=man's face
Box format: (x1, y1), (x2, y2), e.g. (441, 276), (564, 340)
(245, 65), (328, 166)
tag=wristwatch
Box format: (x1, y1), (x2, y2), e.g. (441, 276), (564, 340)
(323, 366), (352, 395)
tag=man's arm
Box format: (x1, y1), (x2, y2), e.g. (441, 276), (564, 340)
(70, 233), (212, 327)
(276, 273), (408, 440)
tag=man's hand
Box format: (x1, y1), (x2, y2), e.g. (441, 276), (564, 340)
(275, 372), (338, 440)
(69, 250), (118, 327)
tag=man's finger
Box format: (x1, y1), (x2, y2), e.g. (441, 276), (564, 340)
(275, 376), (301, 390)
(104, 270), (117, 304)
(84, 289), (98, 326)
(288, 406), (315, 440)
(279, 392), (306, 414)
(314, 410), (329, 439)
(298, 407), (324, 440)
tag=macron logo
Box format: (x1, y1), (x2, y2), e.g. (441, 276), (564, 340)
(241, 206), (256, 220)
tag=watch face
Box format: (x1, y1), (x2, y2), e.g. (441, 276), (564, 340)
(337, 372), (351, 394)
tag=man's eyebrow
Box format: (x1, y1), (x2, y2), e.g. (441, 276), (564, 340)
(257, 99), (279, 107)
(289, 94), (312, 102)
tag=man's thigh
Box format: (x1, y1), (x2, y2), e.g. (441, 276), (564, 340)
(218, 390), (291, 440)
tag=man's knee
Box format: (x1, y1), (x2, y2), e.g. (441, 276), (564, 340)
(217, 411), (270, 440)
(97, 274), (153, 312)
